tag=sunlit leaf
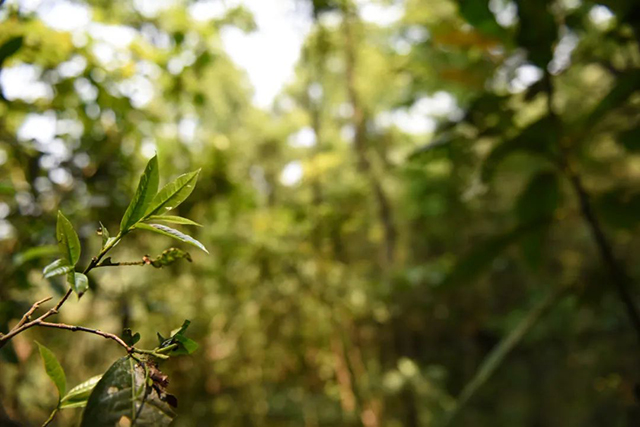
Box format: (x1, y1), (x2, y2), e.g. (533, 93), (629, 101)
(60, 375), (102, 409)
(35, 341), (66, 399)
(145, 215), (202, 227)
(144, 170), (200, 217)
(43, 259), (73, 279)
(80, 357), (175, 427)
(56, 211), (81, 266)
(69, 272), (89, 297)
(135, 223), (208, 254)
(120, 155), (160, 232)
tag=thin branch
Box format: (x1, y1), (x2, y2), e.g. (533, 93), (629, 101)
(38, 321), (132, 352)
(545, 70), (640, 344)
(14, 296), (52, 330)
(95, 260), (145, 268)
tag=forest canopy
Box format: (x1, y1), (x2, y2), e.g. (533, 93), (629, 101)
(1, 0), (640, 426)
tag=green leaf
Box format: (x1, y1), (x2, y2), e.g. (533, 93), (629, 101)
(514, 0), (557, 67)
(135, 223), (208, 254)
(56, 211), (81, 266)
(0, 36), (23, 69)
(13, 245), (59, 267)
(59, 375), (102, 409)
(457, 0), (504, 37)
(144, 169), (200, 217)
(35, 341), (66, 399)
(145, 215), (202, 227)
(149, 248), (192, 268)
(595, 188), (640, 229)
(80, 357), (175, 427)
(43, 259), (74, 279)
(122, 328), (141, 346)
(99, 222), (110, 248)
(69, 272), (89, 297)
(617, 126), (640, 153)
(120, 155), (160, 232)
(172, 334), (199, 355)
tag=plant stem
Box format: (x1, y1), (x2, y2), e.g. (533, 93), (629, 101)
(41, 407), (58, 427)
(38, 321), (132, 352)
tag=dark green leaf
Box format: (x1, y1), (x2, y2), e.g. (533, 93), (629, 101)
(144, 169), (200, 217)
(35, 341), (66, 399)
(69, 272), (89, 297)
(515, 171), (560, 223)
(0, 36), (23, 69)
(120, 156), (160, 232)
(145, 215), (202, 227)
(457, 0), (504, 37)
(80, 357), (175, 427)
(43, 259), (73, 279)
(135, 223), (208, 254)
(515, 0), (557, 66)
(56, 211), (81, 266)
(60, 375), (102, 409)
(617, 127), (640, 153)
(149, 248), (192, 268)
(122, 328), (141, 346)
(595, 188), (640, 229)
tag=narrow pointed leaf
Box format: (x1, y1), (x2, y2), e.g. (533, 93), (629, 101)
(69, 272), (89, 297)
(60, 375), (102, 409)
(145, 215), (202, 227)
(80, 357), (175, 427)
(143, 170), (200, 217)
(120, 155), (159, 232)
(135, 223), (208, 254)
(56, 211), (81, 266)
(43, 259), (74, 279)
(35, 341), (66, 398)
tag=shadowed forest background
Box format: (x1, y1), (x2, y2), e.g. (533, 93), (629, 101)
(2, 0), (640, 425)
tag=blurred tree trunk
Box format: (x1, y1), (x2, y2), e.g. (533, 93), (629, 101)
(340, 0), (397, 266)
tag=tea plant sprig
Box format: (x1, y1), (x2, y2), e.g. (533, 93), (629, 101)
(0, 155), (205, 426)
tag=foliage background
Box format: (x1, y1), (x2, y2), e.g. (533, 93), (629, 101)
(1, 0), (640, 425)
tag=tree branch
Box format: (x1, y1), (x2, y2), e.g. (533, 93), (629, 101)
(443, 285), (570, 425)
(38, 321), (131, 351)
